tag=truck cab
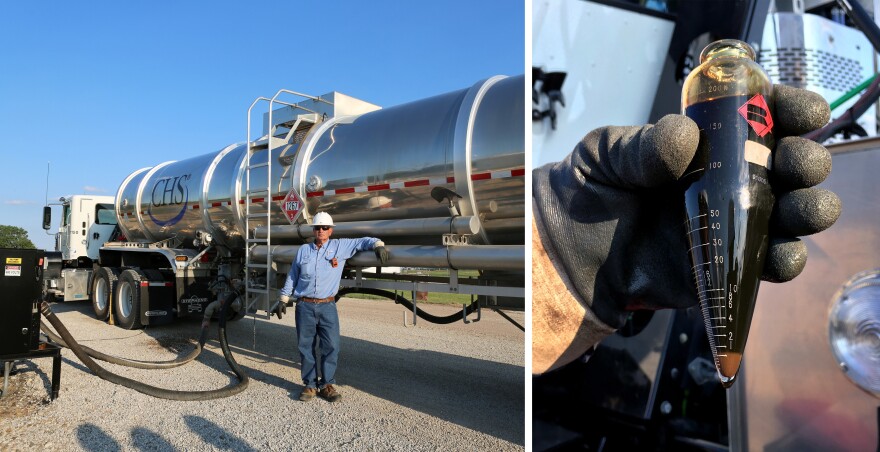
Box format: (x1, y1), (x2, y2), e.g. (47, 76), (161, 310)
(56, 195), (116, 266)
(44, 195), (117, 302)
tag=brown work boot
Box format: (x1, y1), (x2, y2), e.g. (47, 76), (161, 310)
(299, 387), (317, 402)
(318, 384), (342, 402)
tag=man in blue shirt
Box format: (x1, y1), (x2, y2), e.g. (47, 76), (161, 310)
(279, 212), (389, 402)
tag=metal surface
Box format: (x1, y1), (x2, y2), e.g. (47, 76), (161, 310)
(251, 244), (524, 272)
(116, 76), (524, 251)
(94, 276), (109, 312)
(735, 141), (880, 451)
(61, 268), (90, 302)
(254, 216), (480, 240)
(759, 12), (876, 137)
(828, 270), (880, 397)
(118, 281), (133, 319)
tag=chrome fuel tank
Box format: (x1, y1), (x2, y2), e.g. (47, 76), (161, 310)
(115, 75), (525, 251)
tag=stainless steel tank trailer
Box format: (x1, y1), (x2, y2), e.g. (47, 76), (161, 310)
(43, 75), (526, 331)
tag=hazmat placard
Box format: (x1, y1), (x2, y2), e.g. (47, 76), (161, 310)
(280, 189), (304, 224)
(5, 265), (21, 276)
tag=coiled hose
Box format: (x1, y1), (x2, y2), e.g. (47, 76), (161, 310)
(40, 321), (201, 370)
(39, 292), (248, 401)
(335, 287), (478, 324)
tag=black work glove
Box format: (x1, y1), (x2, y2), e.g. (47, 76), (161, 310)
(374, 245), (389, 265)
(533, 85), (841, 328)
(273, 300), (286, 319)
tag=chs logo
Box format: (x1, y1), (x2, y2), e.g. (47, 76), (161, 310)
(738, 94), (774, 138)
(149, 174), (192, 226)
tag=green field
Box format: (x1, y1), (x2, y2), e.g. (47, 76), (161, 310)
(343, 268), (480, 305)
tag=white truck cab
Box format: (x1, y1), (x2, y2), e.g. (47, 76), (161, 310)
(56, 195), (116, 264)
(45, 195), (116, 301)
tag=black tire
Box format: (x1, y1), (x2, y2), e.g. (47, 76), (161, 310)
(114, 269), (144, 329)
(91, 267), (119, 320)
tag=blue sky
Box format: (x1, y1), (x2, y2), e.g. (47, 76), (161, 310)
(0, 1), (524, 249)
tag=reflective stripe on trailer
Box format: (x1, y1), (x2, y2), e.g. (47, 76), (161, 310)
(307, 167), (525, 198)
(139, 281), (173, 287)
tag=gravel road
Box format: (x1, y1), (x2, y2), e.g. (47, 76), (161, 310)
(0, 298), (524, 451)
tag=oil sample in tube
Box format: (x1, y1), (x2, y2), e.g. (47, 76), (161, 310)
(680, 39), (774, 387)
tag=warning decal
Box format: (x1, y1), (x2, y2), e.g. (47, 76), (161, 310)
(5, 257), (21, 264)
(5, 265), (21, 277)
(738, 94), (774, 137)
(280, 189), (304, 225)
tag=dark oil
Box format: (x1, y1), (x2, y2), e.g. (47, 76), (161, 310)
(682, 95), (774, 387)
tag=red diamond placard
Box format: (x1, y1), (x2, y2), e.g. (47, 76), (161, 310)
(738, 94), (774, 138)
(280, 189), (303, 224)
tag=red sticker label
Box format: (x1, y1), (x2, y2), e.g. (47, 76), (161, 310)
(280, 189), (303, 224)
(738, 94), (774, 137)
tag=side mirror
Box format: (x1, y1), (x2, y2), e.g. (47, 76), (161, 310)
(42, 206), (52, 230)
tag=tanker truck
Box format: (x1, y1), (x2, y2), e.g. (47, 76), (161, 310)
(42, 75), (525, 329)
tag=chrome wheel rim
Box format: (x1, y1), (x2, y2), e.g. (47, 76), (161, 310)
(119, 282), (133, 318)
(95, 278), (108, 311)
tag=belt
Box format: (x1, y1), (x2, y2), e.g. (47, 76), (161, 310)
(301, 296), (335, 303)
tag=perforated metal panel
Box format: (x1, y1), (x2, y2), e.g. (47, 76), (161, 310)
(761, 48), (865, 92)
(759, 12), (876, 137)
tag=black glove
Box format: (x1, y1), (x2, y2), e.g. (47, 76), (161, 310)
(533, 85), (841, 328)
(273, 300), (286, 319)
(374, 245), (389, 265)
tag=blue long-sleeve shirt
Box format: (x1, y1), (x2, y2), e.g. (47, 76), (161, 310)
(279, 237), (380, 299)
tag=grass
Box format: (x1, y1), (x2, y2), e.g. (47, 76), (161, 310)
(344, 268), (480, 305)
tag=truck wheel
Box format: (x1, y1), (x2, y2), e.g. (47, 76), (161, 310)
(91, 267), (119, 320)
(114, 269), (144, 329)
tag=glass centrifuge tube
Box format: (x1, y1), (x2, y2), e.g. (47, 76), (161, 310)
(680, 39), (775, 388)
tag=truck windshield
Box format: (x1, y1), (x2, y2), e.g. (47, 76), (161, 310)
(95, 204), (117, 225)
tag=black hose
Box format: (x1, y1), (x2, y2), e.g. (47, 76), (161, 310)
(336, 287), (479, 325)
(39, 294), (248, 401)
(40, 320), (201, 370)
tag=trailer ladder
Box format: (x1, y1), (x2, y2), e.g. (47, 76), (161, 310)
(244, 91), (330, 319)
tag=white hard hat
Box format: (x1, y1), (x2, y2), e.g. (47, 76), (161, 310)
(310, 212), (335, 227)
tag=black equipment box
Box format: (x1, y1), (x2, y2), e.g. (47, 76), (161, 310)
(0, 248), (43, 355)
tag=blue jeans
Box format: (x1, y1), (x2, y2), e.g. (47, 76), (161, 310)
(294, 301), (340, 389)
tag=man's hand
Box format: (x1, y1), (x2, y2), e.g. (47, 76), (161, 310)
(532, 85), (841, 371)
(374, 241), (389, 265)
(280, 294), (292, 307)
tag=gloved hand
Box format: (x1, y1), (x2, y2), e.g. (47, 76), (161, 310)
(272, 296), (287, 318)
(533, 85), (841, 329)
(374, 242), (389, 265)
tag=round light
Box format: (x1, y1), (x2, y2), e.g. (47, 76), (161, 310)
(828, 269), (880, 398)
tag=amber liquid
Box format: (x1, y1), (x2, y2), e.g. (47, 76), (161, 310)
(682, 95), (774, 387)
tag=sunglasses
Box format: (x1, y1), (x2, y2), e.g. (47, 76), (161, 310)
(313, 226), (331, 231)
